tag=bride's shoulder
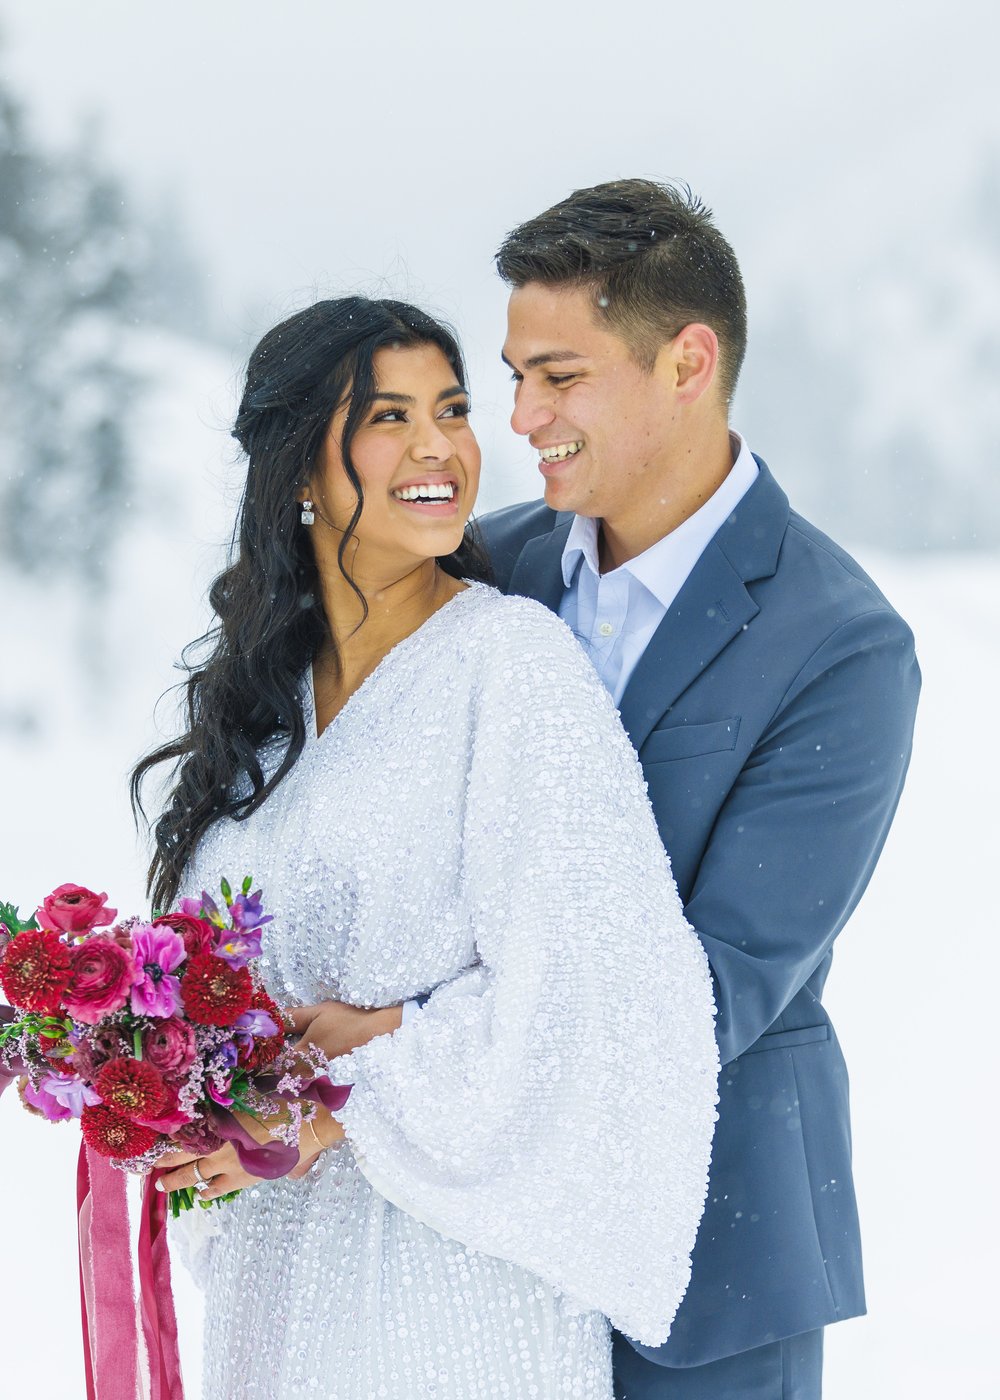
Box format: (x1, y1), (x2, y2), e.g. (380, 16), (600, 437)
(457, 584), (601, 683)
(460, 583), (577, 648)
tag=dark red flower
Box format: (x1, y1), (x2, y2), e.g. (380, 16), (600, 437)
(81, 1104), (161, 1160)
(239, 988), (287, 1071)
(0, 929), (73, 1013)
(95, 1057), (168, 1119)
(182, 953), (253, 1026)
(152, 912), (216, 959)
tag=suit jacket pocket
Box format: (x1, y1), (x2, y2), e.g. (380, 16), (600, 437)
(740, 1024), (831, 1056)
(641, 717), (741, 764)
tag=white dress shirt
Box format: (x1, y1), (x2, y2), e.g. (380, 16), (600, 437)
(558, 433), (758, 704)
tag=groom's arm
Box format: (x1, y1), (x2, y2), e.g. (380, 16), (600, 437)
(683, 606), (920, 1066)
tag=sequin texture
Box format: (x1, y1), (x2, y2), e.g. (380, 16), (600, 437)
(174, 583), (719, 1399)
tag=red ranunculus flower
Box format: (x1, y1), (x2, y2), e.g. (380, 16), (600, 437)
(143, 1017), (197, 1078)
(63, 937), (138, 1024)
(95, 1057), (168, 1119)
(36, 885), (117, 935)
(81, 1104), (160, 1160)
(0, 929), (73, 1013)
(182, 953), (253, 1026)
(152, 912), (216, 959)
(239, 988), (287, 1071)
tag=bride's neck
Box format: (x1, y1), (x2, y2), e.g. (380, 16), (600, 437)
(316, 557), (457, 675)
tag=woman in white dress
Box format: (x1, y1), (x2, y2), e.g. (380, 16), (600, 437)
(141, 298), (719, 1400)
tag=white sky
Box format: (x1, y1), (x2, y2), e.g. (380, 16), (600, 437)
(1, 0), (996, 508)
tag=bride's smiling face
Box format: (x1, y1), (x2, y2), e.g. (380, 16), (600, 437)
(307, 343), (481, 577)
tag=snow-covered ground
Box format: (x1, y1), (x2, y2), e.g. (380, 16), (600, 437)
(0, 340), (995, 1396)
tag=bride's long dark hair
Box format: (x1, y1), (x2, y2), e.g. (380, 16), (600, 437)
(131, 296), (492, 912)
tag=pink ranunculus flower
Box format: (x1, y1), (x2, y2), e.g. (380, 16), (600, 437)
(36, 884), (118, 935)
(63, 937), (139, 1025)
(130, 924), (186, 1019)
(151, 911), (215, 959)
(142, 1017), (197, 1078)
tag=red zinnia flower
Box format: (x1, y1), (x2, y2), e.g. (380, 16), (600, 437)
(95, 1057), (168, 1119)
(0, 929), (72, 1013)
(182, 953), (253, 1026)
(81, 1104), (161, 1160)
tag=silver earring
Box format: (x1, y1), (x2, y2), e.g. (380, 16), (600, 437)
(300, 500), (315, 526)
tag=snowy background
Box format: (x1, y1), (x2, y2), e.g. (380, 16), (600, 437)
(0, 2), (996, 1395)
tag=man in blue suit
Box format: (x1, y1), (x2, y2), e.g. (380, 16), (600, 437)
(482, 179), (920, 1399)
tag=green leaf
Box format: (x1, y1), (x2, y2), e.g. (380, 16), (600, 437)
(0, 901), (40, 937)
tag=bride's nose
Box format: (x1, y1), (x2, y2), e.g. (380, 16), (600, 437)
(411, 422), (454, 462)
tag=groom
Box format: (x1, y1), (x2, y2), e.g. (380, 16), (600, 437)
(479, 179), (921, 1399)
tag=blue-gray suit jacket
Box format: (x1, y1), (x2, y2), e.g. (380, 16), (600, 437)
(479, 460), (920, 1368)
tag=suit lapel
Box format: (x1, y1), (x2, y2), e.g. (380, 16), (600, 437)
(507, 517), (573, 613)
(617, 543), (759, 750)
(618, 462), (789, 752)
(502, 463), (790, 754)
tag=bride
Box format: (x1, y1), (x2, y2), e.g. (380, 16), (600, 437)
(141, 296), (719, 1399)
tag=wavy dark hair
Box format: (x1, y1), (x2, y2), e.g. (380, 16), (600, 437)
(131, 296), (492, 912)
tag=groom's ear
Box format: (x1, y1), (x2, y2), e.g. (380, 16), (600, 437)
(661, 323), (721, 407)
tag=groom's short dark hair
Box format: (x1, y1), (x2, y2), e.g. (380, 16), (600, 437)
(495, 178), (747, 403)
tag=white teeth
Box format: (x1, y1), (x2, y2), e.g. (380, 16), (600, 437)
(539, 442), (582, 461)
(392, 483), (456, 501)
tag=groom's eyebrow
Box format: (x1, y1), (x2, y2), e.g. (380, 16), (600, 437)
(501, 350), (586, 370)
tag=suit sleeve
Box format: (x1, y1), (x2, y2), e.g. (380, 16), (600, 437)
(684, 607), (920, 1065)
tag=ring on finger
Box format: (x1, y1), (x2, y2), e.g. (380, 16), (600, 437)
(192, 1158), (212, 1192)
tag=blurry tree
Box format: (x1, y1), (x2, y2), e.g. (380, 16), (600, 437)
(0, 68), (205, 588)
(739, 151), (1000, 551)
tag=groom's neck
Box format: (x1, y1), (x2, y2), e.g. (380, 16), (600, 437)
(597, 419), (735, 573)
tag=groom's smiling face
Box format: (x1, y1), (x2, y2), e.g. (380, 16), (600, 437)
(502, 282), (680, 523)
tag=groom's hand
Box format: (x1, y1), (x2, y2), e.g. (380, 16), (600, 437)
(284, 1000), (403, 1064)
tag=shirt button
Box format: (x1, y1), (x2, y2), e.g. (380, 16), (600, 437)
(598, 621), (614, 637)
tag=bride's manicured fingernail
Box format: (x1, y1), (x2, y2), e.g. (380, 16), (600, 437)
(154, 1180), (165, 1192)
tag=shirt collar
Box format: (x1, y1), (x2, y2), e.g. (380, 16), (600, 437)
(560, 431), (759, 601)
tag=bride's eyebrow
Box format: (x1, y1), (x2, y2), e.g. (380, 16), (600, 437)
(371, 386), (467, 405)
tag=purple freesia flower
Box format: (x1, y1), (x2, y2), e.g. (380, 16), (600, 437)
(24, 1072), (100, 1121)
(230, 890), (273, 933)
(218, 1040), (239, 1069)
(213, 926), (263, 969)
(234, 1008), (279, 1039)
(231, 1007), (279, 1054)
(130, 923), (186, 1019)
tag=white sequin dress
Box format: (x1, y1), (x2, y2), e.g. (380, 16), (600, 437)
(175, 583), (719, 1400)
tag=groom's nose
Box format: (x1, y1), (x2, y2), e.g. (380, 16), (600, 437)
(510, 382), (556, 437)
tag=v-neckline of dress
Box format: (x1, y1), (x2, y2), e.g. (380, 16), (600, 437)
(306, 582), (480, 742)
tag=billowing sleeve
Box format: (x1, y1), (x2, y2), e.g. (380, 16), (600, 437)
(330, 598), (719, 1345)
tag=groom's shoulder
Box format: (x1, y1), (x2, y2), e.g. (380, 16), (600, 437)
(780, 504), (906, 625)
(478, 499), (561, 591)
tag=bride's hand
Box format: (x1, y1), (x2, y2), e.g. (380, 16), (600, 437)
(153, 1108), (345, 1199)
(284, 999), (402, 1062)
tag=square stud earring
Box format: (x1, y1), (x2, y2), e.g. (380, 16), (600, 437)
(300, 500), (315, 526)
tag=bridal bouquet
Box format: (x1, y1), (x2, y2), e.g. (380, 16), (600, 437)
(0, 877), (348, 1214)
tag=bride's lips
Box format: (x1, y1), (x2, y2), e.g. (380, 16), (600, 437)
(389, 475), (461, 517)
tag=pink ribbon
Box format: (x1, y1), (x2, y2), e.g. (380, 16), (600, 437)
(77, 1143), (185, 1400)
